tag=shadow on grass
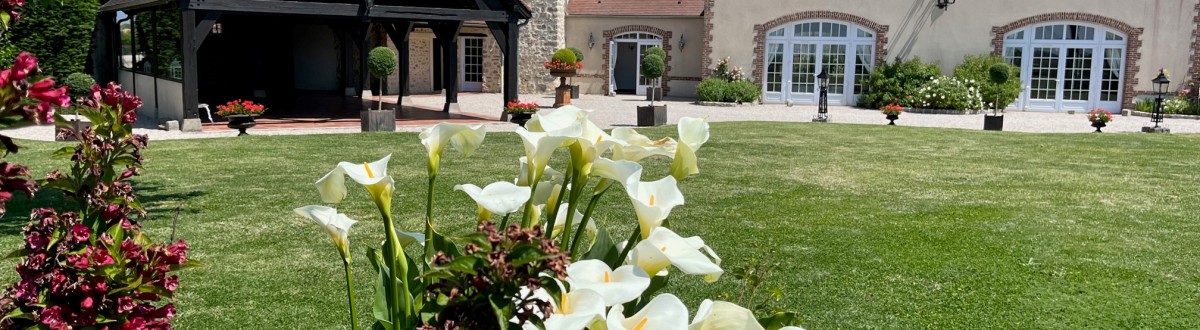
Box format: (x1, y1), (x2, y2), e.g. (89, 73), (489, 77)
(0, 182), (205, 237)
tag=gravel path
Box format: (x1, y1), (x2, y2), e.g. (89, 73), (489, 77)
(5, 93), (1196, 141)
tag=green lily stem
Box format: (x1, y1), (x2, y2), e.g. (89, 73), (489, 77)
(544, 167), (574, 238)
(341, 258), (359, 330)
(381, 213), (412, 327)
(558, 173), (589, 249)
(614, 228), (641, 269)
(521, 178), (541, 228)
(424, 175), (435, 260)
(499, 213), (512, 229)
(569, 184), (609, 255)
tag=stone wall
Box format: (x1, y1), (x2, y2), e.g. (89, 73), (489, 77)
(518, 0), (567, 94)
(408, 32), (435, 94)
(482, 37), (504, 93)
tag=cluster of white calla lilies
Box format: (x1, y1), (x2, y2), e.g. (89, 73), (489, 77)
(290, 105), (803, 329)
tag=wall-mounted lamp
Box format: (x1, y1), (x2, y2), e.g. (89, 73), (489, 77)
(212, 22), (223, 35)
(588, 32), (595, 49)
(936, 0), (956, 10)
(679, 33), (686, 49)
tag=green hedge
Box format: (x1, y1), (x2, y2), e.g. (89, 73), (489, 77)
(3, 0), (100, 79)
(858, 57), (941, 108)
(697, 78), (759, 103)
(953, 55), (1021, 110)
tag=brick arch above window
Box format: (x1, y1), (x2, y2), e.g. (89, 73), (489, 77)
(991, 12), (1144, 110)
(600, 25), (674, 95)
(751, 11), (890, 86)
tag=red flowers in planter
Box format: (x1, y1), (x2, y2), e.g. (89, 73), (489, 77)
(881, 103), (903, 116)
(1088, 109), (1113, 123)
(504, 100), (540, 114)
(215, 99), (266, 117)
(542, 60), (583, 70)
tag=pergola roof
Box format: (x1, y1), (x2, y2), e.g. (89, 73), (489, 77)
(100, 0), (532, 22)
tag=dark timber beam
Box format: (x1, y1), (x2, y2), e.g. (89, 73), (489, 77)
(181, 10), (200, 122)
(186, 0), (510, 21)
(192, 11), (221, 50)
(431, 21), (463, 113)
(383, 22), (414, 104)
(501, 19), (519, 121)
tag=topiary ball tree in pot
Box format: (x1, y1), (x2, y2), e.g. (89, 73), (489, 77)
(642, 47), (667, 102)
(984, 62), (1011, 131)
(367, 47), (398, 111)
(638, 54), (667, 126)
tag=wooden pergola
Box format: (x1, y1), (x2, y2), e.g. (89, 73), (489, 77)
(98, 0), (531, 122)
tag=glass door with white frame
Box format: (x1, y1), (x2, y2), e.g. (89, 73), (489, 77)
(459, 37), (484, 92)
(610, 33), (663, 96)
(762, 21), (875, 106)
(1004, 23), (1127, 112)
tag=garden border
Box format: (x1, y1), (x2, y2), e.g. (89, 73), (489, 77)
(903, 108), (985, 115)
(1124, 109), (1200, 120)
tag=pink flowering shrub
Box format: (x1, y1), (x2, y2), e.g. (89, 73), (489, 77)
(0, 83), (196, 329)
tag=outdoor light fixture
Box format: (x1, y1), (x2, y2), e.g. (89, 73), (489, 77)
(815, 70), (830, 122)
(679, 34), (686, 49)
(212, 22), (223, 35)
(1152, 70), (1170, 129)
(936, 0), (956, 10)
(588, 32), (595, 49)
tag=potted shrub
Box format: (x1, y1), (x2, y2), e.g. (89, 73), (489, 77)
(881, 103), (902, 125)
(505, 100), (539, 127)
(545, 49), (580, 107)
(984, 62), (1013, 131)
(363, 47), (397, 132)
(1088, 109), (1113, 132)
(568, 47), (584, 99)
(217, 99), (266, 136)
(637, 53), (667, 126)
(644, 46), (666, 102)
(56, 73), (96, 141)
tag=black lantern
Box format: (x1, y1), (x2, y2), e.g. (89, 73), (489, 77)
(936, 0), (956, 10)
(1152, 70), (1170, 128)
(816, 70), (829, 121)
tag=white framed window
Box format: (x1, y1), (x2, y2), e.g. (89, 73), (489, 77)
(761, 20), (876, 106)
(1003, 22), (1127, 112)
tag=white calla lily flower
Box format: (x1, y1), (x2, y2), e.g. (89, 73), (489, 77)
(420, 123), (486, 175)
(517, 157), (565, 187)
(565, 260), (651, 306)
(315, 155), (395, 212)
(778, 326), (806, 330)
(629, 227), (723, 282)
(336, 154), (391, 186)
(543, 288), (607, 330)
(528, 105), (588, 137)
(592, 158), (643, 192)
(314, 166), (347, 204)
(551, 207), (597, 242)
(294, 205), (358, 261)
(627, 176), (685, 238)
(677, 117), (710, 152)
(516, 128), (573, 183)
(689, 300), (764, 330)
(611, 128), (677, 162)
(606, 293), (689, 330)
(454, 182), (532, 221)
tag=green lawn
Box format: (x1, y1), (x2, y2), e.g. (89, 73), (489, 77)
(2, 122), (1200, 329)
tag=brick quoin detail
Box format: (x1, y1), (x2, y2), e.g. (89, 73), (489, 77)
(751, 11), (889, 87)
(601, 25), (673, 95)
(1190, 2), (1200, 91)
(701, 0), (715, 77)
(991, 12), (1144, 110)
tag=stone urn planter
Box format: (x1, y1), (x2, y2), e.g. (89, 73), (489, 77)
(637, 105), (667, 127)
(886, 114), (899, 126)
(509, 113), (533, 127)
(1092, 121), (1107, 133)
(55, 115), (93, 141)
(361, 110), (396, 132)
(226, 115), (258, 136)
(984, 115), (1004, 131)
(551, 69), (577, 108)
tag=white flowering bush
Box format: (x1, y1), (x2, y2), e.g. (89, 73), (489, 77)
(290, 107), (805, 330)
(913, 76), (986, 111)
(1163, 98), (1189, 114)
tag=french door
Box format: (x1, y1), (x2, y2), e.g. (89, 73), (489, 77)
(459, 37), (484, 92)
(1005, 23), (1126, 112)
(765, 42), (855, 105)
(608, 33), (664, 96)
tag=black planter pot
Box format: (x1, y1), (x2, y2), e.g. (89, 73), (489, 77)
(226, 115), (258, 136)
(984, 115), (1004, 131)
(361, 110), (396, 132)
(645, 87), (663, 102)
(1092, 121), (1107, 133)
(55, 115), (93, 141)
(570, 85), (580, 99)
(637, 105), (667, 127)
(509, 113), (533, 127)
(886, 114), (899, 126)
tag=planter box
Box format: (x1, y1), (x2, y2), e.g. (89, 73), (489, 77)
(645, 87), (663, 102)
(554, 85), (573, 108)
(509, 113), (533, 127)
(637, 105), (667, 127)
(361, 110), (396, 132)
(983, 115), (1004, 131)
(570, 85), (580, 99)
(55, 115), (92, 141)
(904, 108), (982, 115)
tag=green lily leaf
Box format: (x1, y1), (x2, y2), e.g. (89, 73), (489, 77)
(488, 295), (512, 330)
(2, 248), (29, 260)
(584, 228), (619, 266)
(758, 311), (803, 330)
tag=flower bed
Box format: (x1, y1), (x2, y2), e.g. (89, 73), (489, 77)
(1126, 109), (1200, 120)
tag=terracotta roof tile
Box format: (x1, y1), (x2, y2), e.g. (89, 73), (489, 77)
(567, 0), (705, 16)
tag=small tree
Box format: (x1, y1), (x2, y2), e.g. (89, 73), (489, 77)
(367, 47), (397, 111)
(988, 62), (1011, 116)
(641, 54), (665, 106)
